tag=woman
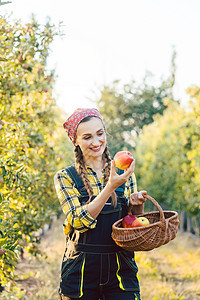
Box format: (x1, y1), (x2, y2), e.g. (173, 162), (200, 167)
(54, 108), (147, 300)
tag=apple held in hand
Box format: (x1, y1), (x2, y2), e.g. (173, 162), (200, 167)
(132, 217), (150, 227)
(122, 214), (137, 228)
(114, 151), (134, 170)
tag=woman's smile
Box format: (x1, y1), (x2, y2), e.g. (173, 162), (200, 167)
(90, 145), (102, 152)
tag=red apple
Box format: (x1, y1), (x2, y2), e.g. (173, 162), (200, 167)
(114, 151), (134, 170)
(26, 26), (31, 32)
(8, 82), (14, 88)
(132, 217), (150, 227)
(0, 249), (4, 255)
(18, 54), (23, 62)
(122, 214), (137, 228)
(45, 76), (51, 83)
(37, 68), (43, 73)
(0, 120), (5, 126)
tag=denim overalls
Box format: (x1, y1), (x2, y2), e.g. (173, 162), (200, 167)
(59, 166), (140, 300)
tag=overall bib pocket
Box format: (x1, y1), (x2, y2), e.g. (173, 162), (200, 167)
(60, 252), (86, 298)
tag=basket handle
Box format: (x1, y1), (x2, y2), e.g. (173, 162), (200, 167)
(128, 194), (165, 223)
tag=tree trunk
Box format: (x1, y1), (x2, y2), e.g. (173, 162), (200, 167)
(189, 216), (196, 235)
(183, 211), (188, 232)
(0, 283), (5, 293)
(196, 216), (200, 236)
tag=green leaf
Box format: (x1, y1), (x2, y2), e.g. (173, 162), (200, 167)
(1, 166), (6, 177)
(4, 249), (18, 260)
(0, 238), (6, 247)
(10, 240), (18, 251)
(0, 192), (4, 201)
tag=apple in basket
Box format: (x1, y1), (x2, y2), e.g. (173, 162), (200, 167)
(132, 217), (150, 227)
(114, 151), (134, 170)
(122, 215), (137, 228)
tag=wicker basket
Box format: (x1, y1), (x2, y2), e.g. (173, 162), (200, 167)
(112, 194), (180, 251)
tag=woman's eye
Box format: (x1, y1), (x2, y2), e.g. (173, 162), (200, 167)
(84, 136), (91, 140)
(98, 132), (103, 136)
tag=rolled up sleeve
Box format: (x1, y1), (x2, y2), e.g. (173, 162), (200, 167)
(54, 170), (97, 234)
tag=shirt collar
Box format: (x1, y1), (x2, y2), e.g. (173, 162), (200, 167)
(75, 162), (106, 173)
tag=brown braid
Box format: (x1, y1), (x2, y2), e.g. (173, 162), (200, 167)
(103, 146), (117, 207)
(103, 146), (111, 183)
(74, 146), (94, 202)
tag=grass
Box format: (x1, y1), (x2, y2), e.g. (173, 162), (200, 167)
(2, 216), (200, 299)
(136, 232), (200, 300)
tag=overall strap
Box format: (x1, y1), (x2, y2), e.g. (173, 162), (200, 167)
(64, 165), (88, 196)
(115, 168), (125, 195)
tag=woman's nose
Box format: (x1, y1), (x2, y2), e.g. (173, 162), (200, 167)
(91, 136), (101, 146)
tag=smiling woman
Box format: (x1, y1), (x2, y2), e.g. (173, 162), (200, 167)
(54, 108), (147, 300)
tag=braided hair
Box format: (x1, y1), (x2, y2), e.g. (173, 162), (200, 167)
(103, 146), (117, 207)
(74, 145), (94, 201)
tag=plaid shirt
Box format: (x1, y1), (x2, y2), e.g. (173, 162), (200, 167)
(54, 165), (137, 234)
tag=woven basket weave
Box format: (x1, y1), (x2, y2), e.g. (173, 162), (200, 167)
(112, 194), (180, 251)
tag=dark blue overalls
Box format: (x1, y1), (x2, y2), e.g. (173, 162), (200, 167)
(59, 166), (141, 300)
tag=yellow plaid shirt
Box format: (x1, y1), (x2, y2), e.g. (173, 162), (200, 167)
(54, 165), (137, 234)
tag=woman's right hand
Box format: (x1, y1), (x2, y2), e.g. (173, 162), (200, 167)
(107, 159), (135, 191)
(87, 159), (135, 219)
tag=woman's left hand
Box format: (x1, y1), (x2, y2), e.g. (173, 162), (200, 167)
(129, 190), (147, 206)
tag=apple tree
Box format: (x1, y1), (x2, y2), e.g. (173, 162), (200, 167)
(135, 94), (200, 221)
(96, 75), (176, 156)
(0, 14), (73, 293)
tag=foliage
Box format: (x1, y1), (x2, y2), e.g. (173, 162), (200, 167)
(0, 15), (73, 291)
(183, 85), (200, 215)
(96, 73), (176, 156)
(136, 232), (200, 300)
(0, 1), (12, 7)
(52, 107), (75, 170)
(135, 91), (200, 216)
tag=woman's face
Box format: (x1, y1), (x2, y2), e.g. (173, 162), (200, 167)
(75, 117), (106, 160)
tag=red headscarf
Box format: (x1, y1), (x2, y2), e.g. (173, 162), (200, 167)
(63, 108), (103, 144)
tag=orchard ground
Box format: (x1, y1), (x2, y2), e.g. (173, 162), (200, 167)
(5, 216), (200, 300)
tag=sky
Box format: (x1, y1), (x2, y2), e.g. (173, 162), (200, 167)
(1, 0), (200, 115)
